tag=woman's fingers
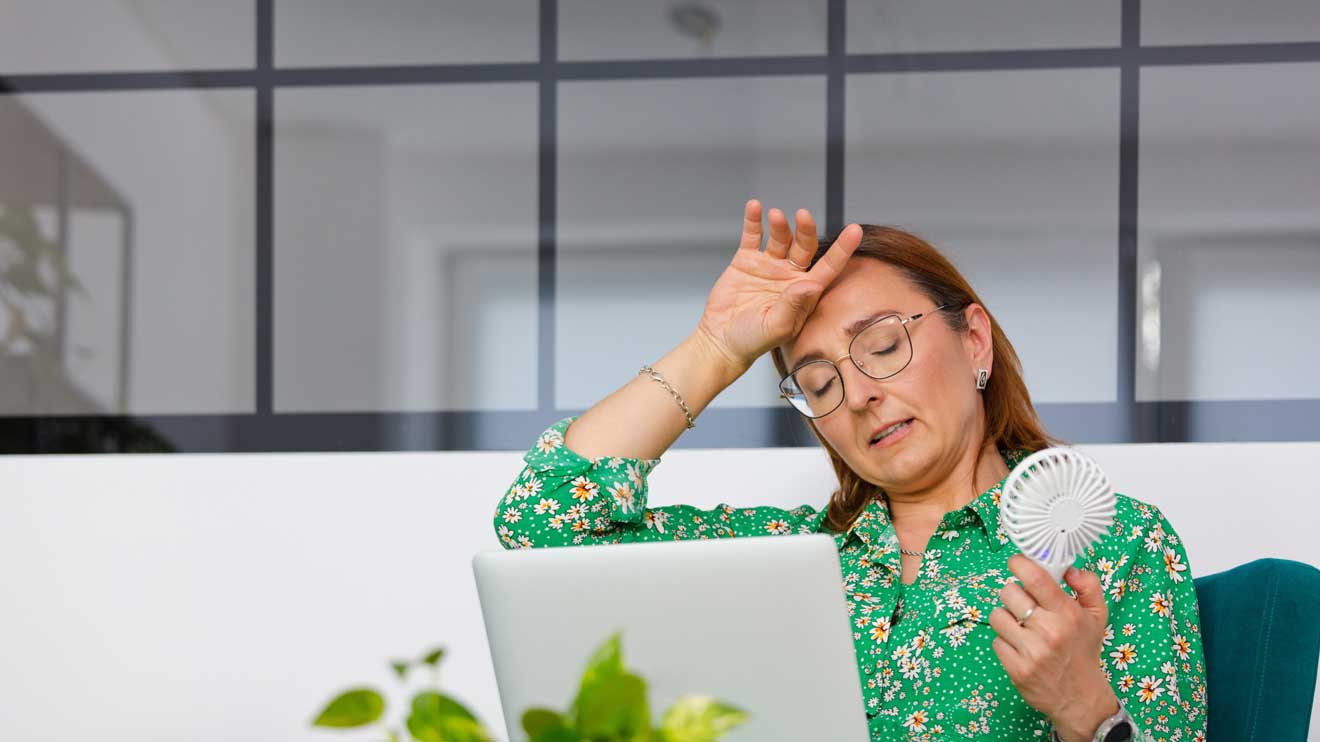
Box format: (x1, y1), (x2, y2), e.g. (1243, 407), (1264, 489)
(764, 279), (822, 339)
(991, 636), (1026, 677)
(807, 223), (863, 284)
(998, 580), (1038, 623)
(1008, 554), (1070, 612)
(1063, 566), (1109, 623)
(992, 580), (1043, 651)
(737, 199), (764, 252)
(989, 606), (1031, 652)
(764, 208), (793, 258)
(785, 208), (818, 269)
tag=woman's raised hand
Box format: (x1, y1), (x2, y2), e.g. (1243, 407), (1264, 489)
(694, 200), (862, 375)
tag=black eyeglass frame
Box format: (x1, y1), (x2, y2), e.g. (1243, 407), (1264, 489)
(778, 303), (953, 419)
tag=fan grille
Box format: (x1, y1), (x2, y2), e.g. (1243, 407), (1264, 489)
(1001, 448), (1116, 581)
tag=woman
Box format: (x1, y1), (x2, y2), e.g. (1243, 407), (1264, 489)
(495, 201), (1208, 741)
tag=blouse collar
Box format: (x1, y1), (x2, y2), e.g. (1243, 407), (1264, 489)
(838, 446), (1031, 565)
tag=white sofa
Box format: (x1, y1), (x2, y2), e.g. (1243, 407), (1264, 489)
(1, 440), (1316, 740)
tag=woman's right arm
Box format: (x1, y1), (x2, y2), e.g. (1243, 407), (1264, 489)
(494, 200), (863, 548)
(495, 416), (825, 549)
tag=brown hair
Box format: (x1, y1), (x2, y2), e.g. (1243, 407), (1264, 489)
(770, 225), (1067, 534)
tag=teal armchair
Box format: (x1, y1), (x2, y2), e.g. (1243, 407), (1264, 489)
(1195, 558), (1320, 741)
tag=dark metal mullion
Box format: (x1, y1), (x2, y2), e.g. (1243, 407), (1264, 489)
(274, 63), (540, 87)
(255, 0), (273, 416)
(6, 43), (1320, 96)
(555, 56), (827, 80)
(1139, 40), (1320, 67)
(825, 0), (846, 236)
(3, 398), (1318, 453)
(846, 47), (1122, 74)
(537, 0), (558, 414)
(0, 70), (256, 93)
(1118, 0), (1142, 440)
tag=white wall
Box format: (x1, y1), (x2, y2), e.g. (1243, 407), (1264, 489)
(2, 440), (1318, 741)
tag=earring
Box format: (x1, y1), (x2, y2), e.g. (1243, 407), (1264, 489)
(975, 369), (989, 390)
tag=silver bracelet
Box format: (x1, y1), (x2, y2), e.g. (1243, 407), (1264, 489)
(639, 364), (696, 430)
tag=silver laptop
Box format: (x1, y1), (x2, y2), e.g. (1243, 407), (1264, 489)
(473, 534), (870, 742)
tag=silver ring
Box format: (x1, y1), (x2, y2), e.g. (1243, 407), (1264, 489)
(1016, 606), (1036, 627)
(786, 257), (809, 271)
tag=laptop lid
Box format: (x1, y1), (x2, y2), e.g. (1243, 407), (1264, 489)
(473, 534), (870, 741)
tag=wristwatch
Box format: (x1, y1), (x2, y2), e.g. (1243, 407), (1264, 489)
(1051, 701), (1137, 742)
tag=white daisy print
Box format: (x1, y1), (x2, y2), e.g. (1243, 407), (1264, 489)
(607, 481), (637, 513)
(644, 510), (669, 534)
(1110, 643), (1137, 670)
(1149, 591), (1171, 617)
(1163, 547), (1188, 582)
(902, 710), (929, 733)
(535, 430), (563, 453)
(570, 476), (600, 502)
(1137, 676), (1164, 704)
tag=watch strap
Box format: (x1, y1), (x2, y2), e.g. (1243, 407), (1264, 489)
(1049, 700), (1138, 742)
(1094, 701), (1137, 742)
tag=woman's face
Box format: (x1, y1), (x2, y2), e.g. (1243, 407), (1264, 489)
(779, 259), (993, 496)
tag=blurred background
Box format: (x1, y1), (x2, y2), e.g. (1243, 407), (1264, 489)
(1, 1), (1317, 740)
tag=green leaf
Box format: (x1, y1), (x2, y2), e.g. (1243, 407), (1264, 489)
(420, 647), (446, 667)
(390, 660), (410, 681)
(436, 716), (491, 742)
(311, 688), (385, 728)
(571, 632), (625, 716)
(657, 695), (748, 741)
(406, 690), (492, 742)
(568, 633), (652, 740)
(579, 634), (624, 684)
(574, 671), (650, 740)
(522, 708), (580, 741)
(529, 727), (581, 742)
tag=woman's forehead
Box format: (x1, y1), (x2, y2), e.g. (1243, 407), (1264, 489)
(783, 260), (919, 361)
(820, 259), (913, 307)
(816, 261), (921, 327)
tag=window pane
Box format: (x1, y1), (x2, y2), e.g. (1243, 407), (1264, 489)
(846, 69), (1120, 403)
(556, 76), (826, 410)
(1, 1), (254, 74)
(1143, 0), (1320, 45)
(1138, 63), (1320, 402)
(1, 90), (255, 415)
(274, 0), (537, 67)
(558, 0), (826, 61)
(274, 83), (539, 412)
(847, 0), (1119, 54)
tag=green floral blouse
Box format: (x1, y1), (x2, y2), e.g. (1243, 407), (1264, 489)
(495, 417), (1209, 742)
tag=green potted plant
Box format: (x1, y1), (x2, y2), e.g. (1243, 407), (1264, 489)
(312, 633), (747, 742)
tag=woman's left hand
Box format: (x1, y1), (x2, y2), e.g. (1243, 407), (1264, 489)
(989, 555), (1121, 742)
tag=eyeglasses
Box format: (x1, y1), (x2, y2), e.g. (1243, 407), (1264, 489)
(778, 304), (951, 419)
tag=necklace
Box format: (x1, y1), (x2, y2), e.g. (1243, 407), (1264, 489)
(899, 548), (927, 557)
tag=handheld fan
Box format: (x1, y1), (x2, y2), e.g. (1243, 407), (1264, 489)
(1000, 447), (1116, 582)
